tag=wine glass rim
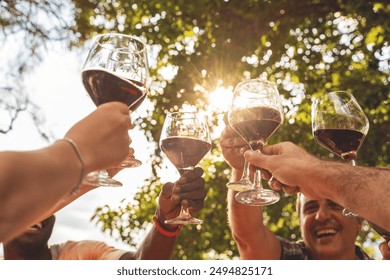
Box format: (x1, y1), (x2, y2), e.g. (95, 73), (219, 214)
(94, 32), (147, 53)
(167, 111), (201, 118)
(237, 78), (277, 87)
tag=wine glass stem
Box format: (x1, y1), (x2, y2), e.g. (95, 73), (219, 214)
(253, 169), (264, 189)
(241, 159), (251, 182)
(253, 149), (264, 189)
(349, 159), (356, 166)
(179, 207), (191, 218)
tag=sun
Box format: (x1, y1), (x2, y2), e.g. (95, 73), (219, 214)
(207, 86), (233, 113)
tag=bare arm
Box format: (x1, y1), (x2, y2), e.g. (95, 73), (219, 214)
(0, 102), (131, 242)
(244, 141), (390, 231)
(221, 125), (281, 259)
(121, 167), (206, 260)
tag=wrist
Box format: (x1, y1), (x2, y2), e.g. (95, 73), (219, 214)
(153, 214), (182, 237)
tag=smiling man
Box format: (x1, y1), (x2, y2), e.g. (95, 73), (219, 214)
(277, 194), (369, 260)
(227, 190), (370, 260)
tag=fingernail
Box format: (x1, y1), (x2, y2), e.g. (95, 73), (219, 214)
(244, 150), (257, 157)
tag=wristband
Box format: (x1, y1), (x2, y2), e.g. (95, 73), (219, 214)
(56, 138), (86, 195)
(153, 215), (182, 237)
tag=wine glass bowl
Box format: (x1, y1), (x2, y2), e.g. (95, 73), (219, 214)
(82, 33), (148, 111)
(80, 33), (149, 187)
(312, 91), (369, 216)
(312, 91), (369, 165)
(228, 79), (284, 206)
(159, 111), (211, 224)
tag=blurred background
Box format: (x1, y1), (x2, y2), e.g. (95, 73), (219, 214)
(0, 0), (389, 259)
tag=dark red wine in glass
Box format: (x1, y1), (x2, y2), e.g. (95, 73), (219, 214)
(82, 69), (147, 112)
(161, 137), (211, 172)
(313, 128), (365, 163)
(159, 112), (211, 225)
(230, 106), (282, 150)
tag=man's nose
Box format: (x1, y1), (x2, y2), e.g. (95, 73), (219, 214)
(315, 205), (332, 221)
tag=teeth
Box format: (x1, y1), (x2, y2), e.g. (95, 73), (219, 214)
(316, 229), (337, 237)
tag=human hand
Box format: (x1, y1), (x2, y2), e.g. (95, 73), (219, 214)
(244, 141), (318, 196)
(379, 240), (390, 260)
(220, 124), (249, 171)
(156, 167), (206, 228)
(64, 102), (131, 172)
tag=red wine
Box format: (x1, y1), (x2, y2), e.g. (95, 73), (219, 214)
(82, 68), (147, 111)
(313, 128), (365, 161)
(161, 137), (211, 171)
(230, 106), (282, 149)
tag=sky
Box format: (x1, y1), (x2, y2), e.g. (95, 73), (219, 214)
(0, 46), (157, 256)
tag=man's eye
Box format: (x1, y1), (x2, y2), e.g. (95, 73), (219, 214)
(304, 206), (317, 213)
(330, 203), (343, 211)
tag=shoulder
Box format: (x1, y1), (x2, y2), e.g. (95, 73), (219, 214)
(277, 237), (309, 260)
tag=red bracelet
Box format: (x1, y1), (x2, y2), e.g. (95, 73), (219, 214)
(153, 216), (182, 237)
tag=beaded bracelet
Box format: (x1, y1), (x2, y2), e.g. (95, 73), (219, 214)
(153, 215), (182, 237)
(56, 138), (86, 196)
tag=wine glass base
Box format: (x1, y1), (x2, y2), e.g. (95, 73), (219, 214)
(164, 215), (203, 225)
(226, 181), (252, 192)
(120, 157), (142, 168)
(83, 171), (123, 188)
(342, 208), (359, 217)
(235, 189), (280, 206)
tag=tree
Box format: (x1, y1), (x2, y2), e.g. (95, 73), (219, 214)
(76, 0), (389, 259)
(0, 0), (76, 140)
(3, 0), (387, 259)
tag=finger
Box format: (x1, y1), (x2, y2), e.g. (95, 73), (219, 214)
(261, 142), (285, 156)
(379, 241), (390, 260)
(282, 185), (300, 195)
(127, 147), (135, 157)
(173, 181), (206, 199)
(182, 199), (205, 213)
(269, 179), (283, 191)
(106, 167), (123, 177)
(160, 182), (175, 198)
(262, 170), (272, 180)
(177, 167), (204, 184)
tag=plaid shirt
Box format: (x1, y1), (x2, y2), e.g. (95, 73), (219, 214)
(277, 237), (372, 260)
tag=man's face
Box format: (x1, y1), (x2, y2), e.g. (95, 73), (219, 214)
(298, 195), (362, 259)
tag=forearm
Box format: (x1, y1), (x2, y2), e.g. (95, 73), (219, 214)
(0, 141), (85, 242)
(305, 161), (390, 231)
(227, 170), (280, 259)
(133, 226), (177, 260)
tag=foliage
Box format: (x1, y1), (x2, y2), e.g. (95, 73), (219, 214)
(2, 0), (388, 259)
(74, 0), (389, 259)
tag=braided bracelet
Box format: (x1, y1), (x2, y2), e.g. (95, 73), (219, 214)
(153, 215), (182, 237)
(56, 138), (86, 195)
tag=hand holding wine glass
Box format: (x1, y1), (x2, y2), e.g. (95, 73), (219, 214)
(159, 111), (211, 225)
(81, 33), (149, 187)
(228, 79), (284, 206)
(312, 91), (369, 216)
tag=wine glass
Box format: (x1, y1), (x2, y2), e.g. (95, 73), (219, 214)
(229, 79), (284, 206)
(81, 33), (149, 187)
(159, 111), (211, 225)
(312, 91), (369, 216)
